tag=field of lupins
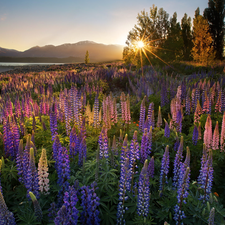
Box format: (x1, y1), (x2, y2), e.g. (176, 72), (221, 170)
(0, 62), (225, 224)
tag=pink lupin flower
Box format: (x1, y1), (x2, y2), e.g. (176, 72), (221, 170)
(212, 121), (219, 150)
(220, 111), (225, 152)
(215, 92), (222, 113)
(202, 92), (209, 114)
(194, 100), (202, 124)
(204, 114), (212, 150)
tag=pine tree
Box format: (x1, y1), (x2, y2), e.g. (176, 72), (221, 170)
(163, 12), (184, 61)
(85, 50), (90, 64)
(204, 0), (225, 60)
(192, 13), (215, 64)
(181, 13), (193, 60)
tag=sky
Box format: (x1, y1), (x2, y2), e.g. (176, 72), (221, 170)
(0, 0), (208, 51)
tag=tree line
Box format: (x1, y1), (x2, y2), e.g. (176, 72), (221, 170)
(123, 0), (225, 66)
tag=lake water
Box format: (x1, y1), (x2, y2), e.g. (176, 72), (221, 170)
(0, 62), (64, 67)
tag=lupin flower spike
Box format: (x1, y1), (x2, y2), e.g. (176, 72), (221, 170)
(159, 145), (170, 193)
(137, 159), (150, 218)
(38, 148), (49, 194)
(0, 191), (16, 224)
(29, 191), (43, 222)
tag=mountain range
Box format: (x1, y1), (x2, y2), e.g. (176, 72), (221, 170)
(0, 41), (124, 62)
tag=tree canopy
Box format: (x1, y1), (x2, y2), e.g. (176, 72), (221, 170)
(204, 0), (225, 59)
(85, 50), (90, 64)
(192, 14), (215, 64)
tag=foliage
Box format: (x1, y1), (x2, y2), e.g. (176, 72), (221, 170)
(204, 0), (225, 60)
(192, 14), (215, 64)
(85, 50), (90, 64)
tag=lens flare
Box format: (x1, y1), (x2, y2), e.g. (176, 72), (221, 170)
(137, 41), (144, 48)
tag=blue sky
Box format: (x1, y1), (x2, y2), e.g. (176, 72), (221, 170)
(0, 0), (208, 51)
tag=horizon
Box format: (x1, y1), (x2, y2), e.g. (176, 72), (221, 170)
(1, 0), (208, 51)
(0, 40), (125, 52)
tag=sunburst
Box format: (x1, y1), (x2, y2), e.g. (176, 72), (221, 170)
(125, 31), (173, 77)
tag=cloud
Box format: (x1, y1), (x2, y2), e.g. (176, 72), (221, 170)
(0, 13), (7, 21)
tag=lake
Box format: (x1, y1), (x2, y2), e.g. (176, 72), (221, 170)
(0, 62), (64, 67)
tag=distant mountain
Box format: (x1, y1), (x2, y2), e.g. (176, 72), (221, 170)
(0, 41), (124, 62)
(0, 47), (20, 57)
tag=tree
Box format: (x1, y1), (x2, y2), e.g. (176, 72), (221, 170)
(84, 50), (90, 64)
(123, 5), (170, 67)
(192, 14), (215, 64)
(181, 13), (193, 60)
(162, 12), (184, 61)
(204, 0), (225, 60)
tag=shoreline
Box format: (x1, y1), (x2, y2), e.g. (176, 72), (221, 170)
(0, 61), (123, 75)
(0, 66), (15, 73)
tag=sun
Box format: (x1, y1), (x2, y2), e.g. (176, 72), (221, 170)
(137, 40), (144, 49)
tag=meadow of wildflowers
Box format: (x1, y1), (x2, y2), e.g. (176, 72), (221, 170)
(0, 62), (225, 224)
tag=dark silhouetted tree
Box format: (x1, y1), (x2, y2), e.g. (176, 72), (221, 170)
(85, 50), (90, 64)
(181, 13), (193, 60)
(204, 0), (225, 60)
(192, 14), (215, 64)
(162, 12), (184, 61)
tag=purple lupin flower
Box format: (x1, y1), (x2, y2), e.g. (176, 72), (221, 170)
(50, 103), (58, 141)
(197, 144), (207, 184)
(25, 148), (39, 200)
(52, 135), (62, 171)
(117, 158), (132, 225)
(137, 160), (150, 218)
(159, 145), (170, 193)
(176, 109), (182, 133)
(147, 156), (154, 178)
(80, 183), (100, 225)
(48, 202), (58, 222)
(2, 118), (11, 158)
(57, 147), (70, 206)
(54, 205), (67, 225)
(198, 149), (213, 203)
(93, 95), (99, 128)
(173, 165), (190, 225)
(208, 207), (215, 225)
(174, 133), (180, 151)
(173, 136), (184, 189)
(0, 191), (16, 225)
(185, 94), (191, 115)
(129, 131), (140, 190)
(16, 139), (24, 183)
(55, 185), (79, 225)
(164, 119), (170, 138)
(120, 134), (129, 164)
(140, 128), (148, 164)
(69, 126), (78, 159)
(78, 137), (87, 167)
(7, 129), (15, 159)
(98, 127), (109, 159)
(64, 98), (71, 136)
(192, 124), (198, 145)
(139, 96), (146, 132)
(147, 126), (152, 156)
(22, 134), (32, 184)
(147, 102), (154, 130)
